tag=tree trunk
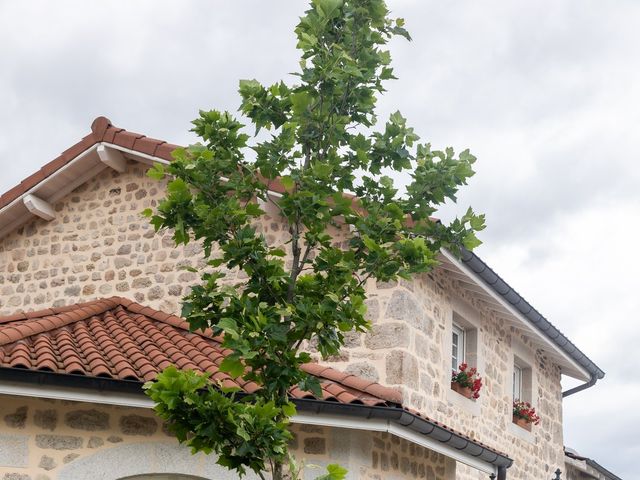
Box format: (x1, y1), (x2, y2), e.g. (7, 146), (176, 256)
(272, 461), (284, 480)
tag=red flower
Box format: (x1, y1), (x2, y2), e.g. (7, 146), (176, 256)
(513, 400), (541, 425)
(451, 364), (483, 399)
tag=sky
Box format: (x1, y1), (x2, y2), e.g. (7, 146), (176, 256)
(1, 0), (638, 477)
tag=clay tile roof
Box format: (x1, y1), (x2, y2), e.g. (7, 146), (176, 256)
(0, 116), (180, 210)
(0, 297), (400, 408)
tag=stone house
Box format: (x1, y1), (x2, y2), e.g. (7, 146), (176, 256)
(563, 449), (621, 480)
(0, 116), (613, 479)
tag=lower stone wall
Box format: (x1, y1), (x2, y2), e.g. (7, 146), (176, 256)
(0, 394), (456, 480)
(363, 432), (453, 480)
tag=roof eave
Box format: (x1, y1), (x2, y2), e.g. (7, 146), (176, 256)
(0, 367), (511, 473)
(438, 248), (604, 386)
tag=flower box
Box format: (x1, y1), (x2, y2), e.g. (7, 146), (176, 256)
(512, 400), (540, 430)
(512, 415), (532, 431)
(451, 363), (482, 400)
(451, 381), (473, 399)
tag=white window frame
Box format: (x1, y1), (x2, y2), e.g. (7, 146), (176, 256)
(513, 363), (523, 401)
(452, 323), (466, 372)
(446, 302), (482, 413)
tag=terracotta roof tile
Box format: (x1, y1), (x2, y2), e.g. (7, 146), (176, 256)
(0, 297), (400, 408)
(113, 130), (145, 150)
(60, 135), (95, 162)
(102, 126), (124, 144)
(0, 116), (180, 210)
(154, 143), (180, 161)
(133, 136), (166, 156)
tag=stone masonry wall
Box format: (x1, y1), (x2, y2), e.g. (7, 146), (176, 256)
(0, 160), (566, 478)
(315, 273), (566, 479)
(0, 395), (450, 480)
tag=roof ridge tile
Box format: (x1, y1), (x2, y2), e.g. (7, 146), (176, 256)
(0, 115), (179, 210)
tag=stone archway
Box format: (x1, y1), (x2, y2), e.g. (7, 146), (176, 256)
(57, 442), (260, 480)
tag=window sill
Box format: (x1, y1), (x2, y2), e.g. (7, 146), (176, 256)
(508, 420), (534, 443)
(446, 387), (481, 416)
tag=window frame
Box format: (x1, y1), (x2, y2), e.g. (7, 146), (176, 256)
(446, 303), (482, 412)
(452, 322), (466, 372)
(513, 363), (523, 401)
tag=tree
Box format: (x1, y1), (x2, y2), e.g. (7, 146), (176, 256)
(143, 0), (485, 478)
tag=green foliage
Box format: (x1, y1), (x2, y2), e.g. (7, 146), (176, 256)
(144, 367), (293, 476)
(144, 0), (485, 478)
(315, 464), (348, 480)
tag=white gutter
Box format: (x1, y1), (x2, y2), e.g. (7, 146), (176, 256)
(288, 412), (495, 474)
(440, 249), (591, 381)
(0, 379), (154, 409)
(0, 381), (496, 475)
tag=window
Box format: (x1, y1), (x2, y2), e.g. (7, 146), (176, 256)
(452, 323), (465, 372)
(451, 312), (478, 372)
(512, 357), (532, 402)
(447, 308), (481, 409)
(513, 364), (523, 400)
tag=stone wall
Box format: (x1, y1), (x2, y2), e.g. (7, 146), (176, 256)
(362, 432), (453, 480)
(311, 273), (566, 479)
(0, 395), (451, 480)
(0, 160), (567, 478)
(565, 458), (609, 480)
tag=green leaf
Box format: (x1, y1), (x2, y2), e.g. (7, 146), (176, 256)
(291, 91), (312, 116)
(312, 162), (333, 178)
(219, 357), (245, 379)
(280, 175), (295, 191)
(362, 235), (379, 251)
(313, 0), (343, 18)
(147, 163), (165, 180)
(245, 202), (265, 216)
(238, 78), (262, 96)
(462, 231), (482, 250)
(315, 464), (348, 480)
(218, 318), (240, 339)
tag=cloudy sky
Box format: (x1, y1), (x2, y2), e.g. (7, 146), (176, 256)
(1, 0), (637, 477)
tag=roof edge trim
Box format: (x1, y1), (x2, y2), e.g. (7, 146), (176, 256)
(442, 248), (604, 387)
(0, 367), (511, 473)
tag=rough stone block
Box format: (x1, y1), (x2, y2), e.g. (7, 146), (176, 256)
(63, 453), (79, 464)
(385, 350), (419, 387)
(38, 455), (56, 471)
(345, 362), (380, 382)
(88, 436), (104, 448)
(365, 298), (380, 322)
(0, 434), (28, 467)
(35, 434), (83, 450)
(303, 437), (326, 455)
(65, 410), (109, 431)
(119, 415), (157, 436)
(4, 407), (27, 429)
(364, 323), (410, 349)
(385, 289), (431, 332)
